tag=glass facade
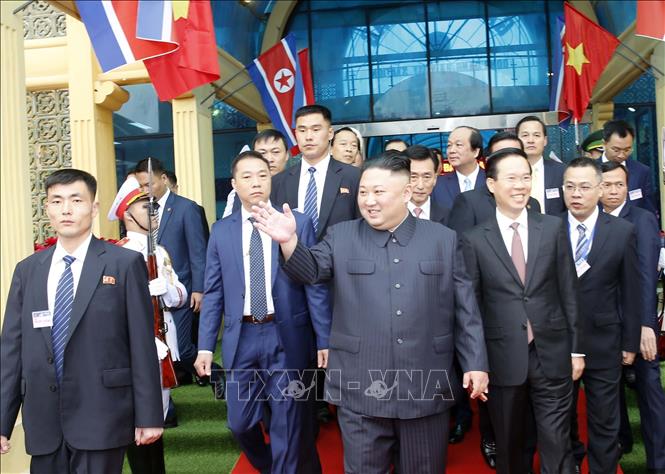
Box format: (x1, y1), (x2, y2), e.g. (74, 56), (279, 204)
(288, 0), (563, 124)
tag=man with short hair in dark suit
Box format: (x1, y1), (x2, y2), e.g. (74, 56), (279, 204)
(461, 148), (581, 474)
(515, 115), (566, 215)
(195, 151), (330, 474)
(432, 126), (485, 210)
(135, 158), (208, 384)
(562, 157), (640, 474)
(601, 119), (658, 216)
(254, 153), (489, 474)
(1, 169), (163, 472)
(404, 145), (449, 225)
(600, 161), (665, 473)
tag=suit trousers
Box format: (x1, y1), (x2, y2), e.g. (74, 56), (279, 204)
(336, 406), (449, 474)
(569, 365), (622, 474)
(225, 321), (304, 474)
(488, 344), (575, 474)
(30, 440), (126, 474)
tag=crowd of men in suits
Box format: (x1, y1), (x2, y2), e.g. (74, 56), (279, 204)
(1, 103), (664, 474)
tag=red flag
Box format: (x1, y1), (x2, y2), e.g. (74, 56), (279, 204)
(298, 49), (315, 105)
(636, 0), (665, 41)
(144, 1), (220, 101)
(562, 3), (619, 121)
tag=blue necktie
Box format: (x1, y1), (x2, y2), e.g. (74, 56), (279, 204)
(463, 177), (472, 192)
(52, 255), (75, 383)
(248, 218), (267, 320)
(574, 224), (590, 265)
(304, 167), (319, 233)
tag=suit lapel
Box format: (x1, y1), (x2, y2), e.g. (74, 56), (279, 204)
(318, 158), (342, 237)
(475, 168), (486, 189)
(66, 237), (106, 348)
(524, 213), (542, 290)
(484, 219), (524, 288)
(230, 213), (245, 290)
(445, 174), (460, 202)
(37, 247), (56, 354)
(286, 164), (300, 209)
(585, 213), (610, 268)
(157, 192), (175, 242)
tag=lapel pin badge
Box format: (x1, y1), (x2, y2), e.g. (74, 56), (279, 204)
(102, 275), (116, 285)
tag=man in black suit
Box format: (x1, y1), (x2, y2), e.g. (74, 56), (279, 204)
(0, 169), (163, 472)
(271, 104), (360, 242)
(562, 157), (640, 474)
(515, 116), (566, 215)
(404, 145), (449, 225)
(600, 162), (665, 473)
(461, 148), (581, 474)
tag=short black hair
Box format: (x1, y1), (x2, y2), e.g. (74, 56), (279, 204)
(384, 138), (409, 150)
(485, 148), (530, 180)
(45, 168), (97, 198)
(515, 115), (547, 137)
(405, 145), (438, 173)
(332, 127), (360, 147)
(231, 150), (271, 178)
(164, 169), (177, 185)
(452, 126), (483, 157)
(600, 160), (629, 181)
(362, 151), (410, 179)
(487, 131), (524, 154)
(602, 120), (635, 141)
(134, 157), (166, 175)
(565, 157), (603, 182)
(252, 129), (288, 151)
(294, 104), (332, 124)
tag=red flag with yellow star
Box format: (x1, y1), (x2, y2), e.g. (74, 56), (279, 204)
(563, 3), (619, 121)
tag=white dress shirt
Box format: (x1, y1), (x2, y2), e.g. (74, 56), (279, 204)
(408, 197), (431, 220)
(297, 155), (330, 213)
(456, 164), (480, 192)
(601, 153), (626, 167)
(567, 207), (599, 258)
(241, 205), (275, 315)
(47, 233), (92, 315)
(607, 200), (627, 217)
(157, 188), (170, 223)
(530, 157), (545, 213)
(496, 207), (529, 262)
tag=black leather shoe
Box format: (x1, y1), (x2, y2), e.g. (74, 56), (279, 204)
(480, 438), (496, 468)
(448, 423), (469, 444)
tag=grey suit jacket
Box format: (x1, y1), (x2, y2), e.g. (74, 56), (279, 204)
(283, 215), (488, 419)
(0, 237), (163, 455)
(460, 212), (579, 386)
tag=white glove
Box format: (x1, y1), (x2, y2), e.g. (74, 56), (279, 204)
(149, 277), (168, 297)
(659, 248), (665, 272)
(155, 337), (169, 360)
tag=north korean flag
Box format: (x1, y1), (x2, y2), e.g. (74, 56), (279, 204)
(247, 34), (308, 149)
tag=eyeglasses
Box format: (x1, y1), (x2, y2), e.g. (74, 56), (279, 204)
(601, 182), (626, 190)
(563, 184), (599, 193)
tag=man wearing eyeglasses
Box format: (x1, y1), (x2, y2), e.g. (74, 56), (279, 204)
(460, 148), (580, 474)
(562, 157), (640, 474)
(599, 161), (665, 474)
(601, 120), (657, 216)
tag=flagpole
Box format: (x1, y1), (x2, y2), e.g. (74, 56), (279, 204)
(206, 80), (254, 108)
(616, 43), (664, 77)
(574, 118), (580, 146)
(614, 48), (663, 80)
(199, 65), (252, 105)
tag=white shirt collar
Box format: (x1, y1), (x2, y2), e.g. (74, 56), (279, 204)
(301, 154), (331, 177)
(496, 207), (528, 231)
(531, 156), (544, 171)
(408, 197), (431, 219)
(601, 153), (625, 167)
(53, 232), (93, 264)
(456, 164), (480, 191)
(607, 200), (627, 217)
(568, 206), (600, 231)
(158, 188), (170, 209)
(241, 201), (272, 222)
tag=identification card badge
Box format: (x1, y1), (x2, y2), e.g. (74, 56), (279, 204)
(628, 188), (643, 201)
(32, 310), (53, 328)
(545, 187), (560, 199)
(576, 260), (591, 278)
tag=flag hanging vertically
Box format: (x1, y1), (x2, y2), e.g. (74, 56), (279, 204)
(549, 15), (571, 126)
(143, 0), (220, 101)
(562, 3), (620, 122)
(636, 0), (665, 41)
(75, 0), (177, 72)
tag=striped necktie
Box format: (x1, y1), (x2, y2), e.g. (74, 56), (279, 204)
(248, 218), (267, 320)
(304, 167), (319, 233)
(52, 255), (75, 383)
(575, 224), (590, 265)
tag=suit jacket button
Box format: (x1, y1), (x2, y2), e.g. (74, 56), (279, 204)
(397, 338), (403, 344)
(49, 385), (57, 392)
(523, 297), (529, 302)
(522, 323), (527, 330)
(396, 310), (402, 316)
(394, 283), (401, 289)
(393, 258), (400, 264)
(47, 357), (54, 364)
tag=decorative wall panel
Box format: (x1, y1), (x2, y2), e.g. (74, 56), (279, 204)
(23, 0), (66, 40)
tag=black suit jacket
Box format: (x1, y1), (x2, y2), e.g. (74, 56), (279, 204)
(461, 212), (579, 386)
(542, 159), (566, 215)
(447, 187), (541, 234)
(0, 237), (163, 454)
(430, 201), (450, 226)
(617, 204), (660, 328)
(565, 211), (641, 370)
(271, 157), (361, 241)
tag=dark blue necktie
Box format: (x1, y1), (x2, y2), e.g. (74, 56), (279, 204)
(303, 167), (319, 233)
(575, 224), (590, 265)
(52, 255), (75, 383)
(248, 218), (267, 320)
